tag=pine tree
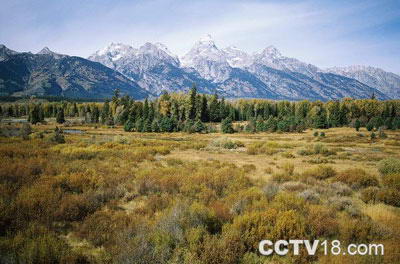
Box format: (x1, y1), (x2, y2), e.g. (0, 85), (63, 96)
(56, 108), (65, 124)
(355, 119), (361, 131)
(200, 94), (209, 122)
(209, 93), (220, 122)
(221, 117), (234, 133)
(187, 84), (197, 120)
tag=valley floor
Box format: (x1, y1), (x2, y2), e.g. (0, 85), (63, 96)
(1, 121), (400, 263)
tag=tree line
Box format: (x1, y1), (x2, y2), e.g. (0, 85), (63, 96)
(1, 86), (400, 133)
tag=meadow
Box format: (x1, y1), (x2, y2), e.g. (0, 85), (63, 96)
(1, 116), (400, 264)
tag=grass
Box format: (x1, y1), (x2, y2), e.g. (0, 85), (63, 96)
(1, 122), (400, 263)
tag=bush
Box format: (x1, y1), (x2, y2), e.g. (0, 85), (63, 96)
(209, 137), (244, 149)
(313, 131), (319, 137)
(382, 173), (400, 191)
(262, 183), (280, 201)
(49, 127), (65, 144)
(334, 168), (379, 189)
(320, 132), (325, 137)
(355, 119), (361, 131)
(20, 123), (32, 140)
(378, 127), (387, 139)
(302, 165), (336, 180)
(376, 188), (400, 207)
(370, 132), (376, 140)
(360, 187), (379, 204)
(298, 189), (320, 204)
(378, 158), (400, 175)
(366, 121), (374, 131)
(246, 142), (279, 155)
(221, 118), (234, 133)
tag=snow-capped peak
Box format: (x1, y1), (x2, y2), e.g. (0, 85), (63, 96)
(261, 45), (282, 58)
(96, 42), (136, 58)
(222, 46), (253, 68)
(37, 47), (53, 55)
(198, 34), (215, 44)
(37, 47), (65, 59)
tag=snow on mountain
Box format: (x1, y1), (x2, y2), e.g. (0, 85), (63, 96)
(326, 66), (400, 99)
(89, 41), (215, 95)
(88, 35), (393, 100)
(181, 34), (232, 83)
(0, 44), (20, 61)
(222, 46), (253, 68)
(252, 45), (320, 78)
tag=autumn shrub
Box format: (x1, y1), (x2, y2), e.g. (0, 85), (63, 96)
(360, 187), (379, 204)
(382, 173), (400, 191)
(333, 168), (379, 189)
(301, 165), (337, 180)
(246, 142), (279, 155)
(0, 224), (78, 264)
(55, 193), (100, 222)
(20, 123), (32, 140)
(376, 188), (400, 207)
(281, 181), (307, 192)
(272, 192), (308, 213)
(262, 182), (280, 201)
(77, 209), (138, 247)
(328, 182), (352, 196)
(298, 189), (320, 204)
(307, 205), (338, 238)
(209, 137), (244, 149)
(378, 158), (400, 175)
(338, 215), (378, 243)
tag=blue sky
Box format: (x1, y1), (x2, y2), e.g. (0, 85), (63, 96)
(1, 0), (399, 73)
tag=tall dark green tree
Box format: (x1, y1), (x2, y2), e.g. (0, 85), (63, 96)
(56, 108), (65, 124)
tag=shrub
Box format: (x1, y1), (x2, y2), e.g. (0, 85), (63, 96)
(282, 162), (295, 176)
(298, 189), (320, 204)
(262, 183), (280, 201)
(355, 119), (361, 131)
(20, 123), (32, 140)
(308, 205), (338, 238)
(320, 132), (326, 137)
(382, 173), (400, 191)
(221, 118), (234, 133)
(209, 137), (244, 149)
(366, 121), (374, 131)
(246, 142), (279, 155)
(49, 127), (65, 144)
(360, 187), (379, 204)
(302, 165), (336, 180)
(376, 188), (400, 207)
(313, 131), (319, 137)
(328, 182), (352, 196)
(370, 132), (376, 140)
(378, 127), (387, 139)
(334, 168), (379, 189)
(281, 181), (307, 192)
(378, 158), (400, 175)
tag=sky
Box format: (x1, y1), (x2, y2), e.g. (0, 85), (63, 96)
(1, 0), (399, 74)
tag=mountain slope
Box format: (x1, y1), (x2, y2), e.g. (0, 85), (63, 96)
(88, 35), (393, 100)
(89, 42), (216, 95)
(0, 45), (149, 99)
(326, 66), (400, 99)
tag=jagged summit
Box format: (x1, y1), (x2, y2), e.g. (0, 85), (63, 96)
(198, 34), (215, 44)
(88, 36), (399, 100)
(37, 47), (53, 55)
(261, 45), (282, 58)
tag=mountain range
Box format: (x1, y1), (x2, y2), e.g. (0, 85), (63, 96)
(0, 45), (148, 99)
(1, 35), (399, 100)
